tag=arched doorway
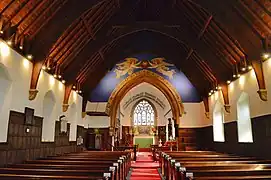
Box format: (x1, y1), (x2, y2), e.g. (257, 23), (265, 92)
(131, 99), (157, 150)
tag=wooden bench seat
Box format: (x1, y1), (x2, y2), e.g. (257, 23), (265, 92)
(0, 174), (102, 179)
(195, 175), (271, 179)
(0, 168), (113, 177)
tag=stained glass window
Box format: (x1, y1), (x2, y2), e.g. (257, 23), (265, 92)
(133, 100), (154, 126)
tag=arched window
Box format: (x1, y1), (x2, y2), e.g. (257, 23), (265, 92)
(237, 92), (253, 142)
(133, 100), (155, 126)
(213, 101), (225, 142)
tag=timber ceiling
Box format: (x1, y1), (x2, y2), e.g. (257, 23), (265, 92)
(0, 0), (270, 99)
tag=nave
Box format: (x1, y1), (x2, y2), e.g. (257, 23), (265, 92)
(1, 148), (271, 179)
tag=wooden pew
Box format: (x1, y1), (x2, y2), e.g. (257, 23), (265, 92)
(160, 151), (271, 180)
(0, 151), (132, 180)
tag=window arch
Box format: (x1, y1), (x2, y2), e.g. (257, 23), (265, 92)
(133, 100), (155, 126)
(237, 92), (253, 142)
(213, 101), (225, 142)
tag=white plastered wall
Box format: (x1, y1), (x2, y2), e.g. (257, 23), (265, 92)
(0, 40), (83, 142)
(208, 60), (271, 126)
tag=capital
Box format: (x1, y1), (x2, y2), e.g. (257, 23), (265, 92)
(29, 89), (38, 100)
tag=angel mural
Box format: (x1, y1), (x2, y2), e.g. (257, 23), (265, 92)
(149, 58), (176, 79)
(114, 57), (176, 79)
(114, 58), (140, 78)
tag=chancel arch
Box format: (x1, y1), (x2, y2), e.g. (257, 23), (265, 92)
(106, 70), (184, 131)
(42, 90), (56, 142)
(213, 100), (225, 142)
(237, 92), (253, 143)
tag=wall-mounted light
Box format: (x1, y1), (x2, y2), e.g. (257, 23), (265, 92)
(233, 74), (236, 78)
(76, 90), (79, 93)
(248, 65), (252, 70)
(25, 127), (30, 133)
(263, 53), (270, 60)
(62, 80), (66, 84)
(0, 30), (3, 34)
(79, 90), (82, 93)
(42, 65), (46, 70)
(47, 67), (51, 70)
(241, 67), (246, 71)
(208, 92), (212, 96)
(237, 74), (241, 78)
(73, 86), (76, 89)
(58, 75), (62, 78)
(27, 54), (33, 60)
(210, 90), (214, 93)
(53, 74), (57, 78)
(19, 45), (23, 50)
(7, 40), (12, 45)
(227, 80), (231, 84)
(218, 86), (222, 90)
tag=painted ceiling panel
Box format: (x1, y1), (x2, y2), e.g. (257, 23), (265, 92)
(90, 53), (201, 102)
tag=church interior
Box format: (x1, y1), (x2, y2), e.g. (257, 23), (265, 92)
(0, 0), (271, 179)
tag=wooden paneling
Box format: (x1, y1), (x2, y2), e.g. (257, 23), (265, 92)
(0, 110), (87, 167)
(178, 128), (197, 151)
(87, 128), (109, 150)
(196, 114), (271, 159)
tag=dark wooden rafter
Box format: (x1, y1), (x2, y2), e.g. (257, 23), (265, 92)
(62, 84), (73, 112)
(202, 97), (210, 118)
(193, 0), (268, 100)
(221, 83), (230, 113)
(64, 22), (231, 94)
(27, 0), (109, 100)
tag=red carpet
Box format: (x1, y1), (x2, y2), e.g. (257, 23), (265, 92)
(130, 152), (161, 180)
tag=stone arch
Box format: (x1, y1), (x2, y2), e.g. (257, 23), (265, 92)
(106, 70), (184, 129)
(68, 103), (77, 141)
(130, 98), (158, 126)
(0, 63), (12, 142)
(42, 90), (56, 142)
(213, 100), (225, 142)
(237, 92), (253, 142)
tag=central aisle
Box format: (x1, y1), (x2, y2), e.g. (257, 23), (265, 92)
(130, 152), (161, 180)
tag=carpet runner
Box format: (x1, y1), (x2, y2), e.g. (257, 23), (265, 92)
(130, 152), (161, 180)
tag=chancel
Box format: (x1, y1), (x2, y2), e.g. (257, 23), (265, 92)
(0, 0), (271, 179)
